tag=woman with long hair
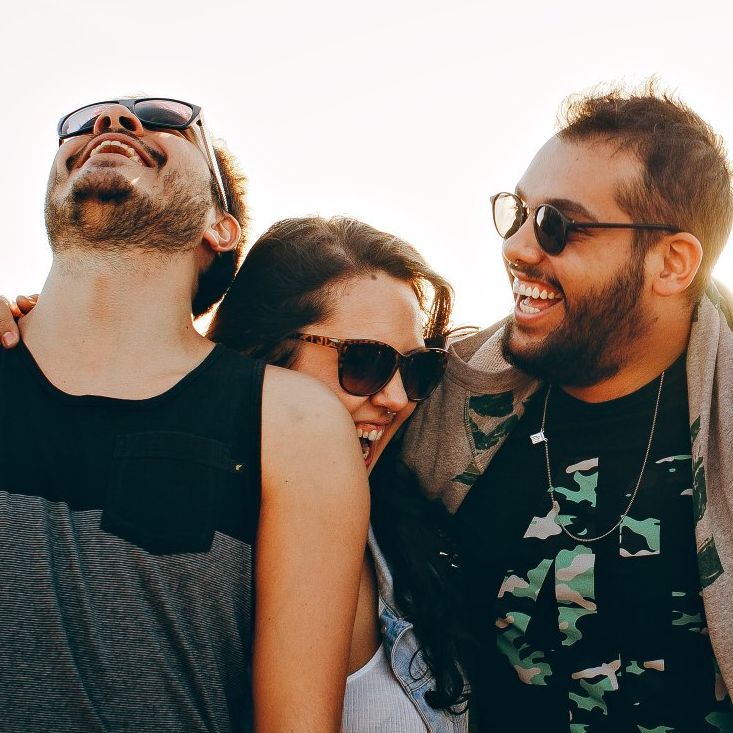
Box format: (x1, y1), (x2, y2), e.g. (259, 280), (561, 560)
(209, 216), (469, 731)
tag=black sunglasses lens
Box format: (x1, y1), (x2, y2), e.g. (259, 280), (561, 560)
(59, 100), (195, 138)
(59, 103), (111, 137)
(340, 343), (398, 396)
(133, 100), (194, 128)
(535, 205), (566, 254)
(493, 193), (524, 239)
(402, 349), (447, 401)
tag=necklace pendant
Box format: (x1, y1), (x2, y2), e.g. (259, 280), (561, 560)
(530, 430), (547, 445)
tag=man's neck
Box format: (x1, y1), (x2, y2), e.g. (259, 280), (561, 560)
(560, 315), (692, 403)
(19, 248), (214, 399)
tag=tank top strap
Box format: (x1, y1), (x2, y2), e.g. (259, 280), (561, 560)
(213, 347), (266, 545)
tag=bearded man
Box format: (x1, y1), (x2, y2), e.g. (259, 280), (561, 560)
(0, 99), (369, 732)
(404, 85), (733, 731)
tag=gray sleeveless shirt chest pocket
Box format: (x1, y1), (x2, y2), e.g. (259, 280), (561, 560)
(101, 431), (244, 555)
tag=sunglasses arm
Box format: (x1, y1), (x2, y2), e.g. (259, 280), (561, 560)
(195, 118), (230, 214)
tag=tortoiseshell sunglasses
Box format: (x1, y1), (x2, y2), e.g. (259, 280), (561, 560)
(293, 333), (448, 401)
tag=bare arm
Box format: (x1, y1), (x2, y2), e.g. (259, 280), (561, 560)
(254, 365), (370, 733)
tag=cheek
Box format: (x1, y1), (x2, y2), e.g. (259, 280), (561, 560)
(340, 393), (370, 419)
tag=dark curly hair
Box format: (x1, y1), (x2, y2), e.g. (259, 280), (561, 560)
(208, 215), (469, 711)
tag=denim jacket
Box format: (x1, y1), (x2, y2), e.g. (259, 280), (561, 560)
(369, 526), (469, 733)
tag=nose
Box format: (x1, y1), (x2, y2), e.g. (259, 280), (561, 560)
(502, 216), (546, 269)
(370, 370), (409, 414)
(92, 104), (145, 137)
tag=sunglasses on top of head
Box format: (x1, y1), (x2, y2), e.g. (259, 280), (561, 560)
(491, 192), (680, 256)
(57, 98), (230, 212)
(292, 333), (448, 402)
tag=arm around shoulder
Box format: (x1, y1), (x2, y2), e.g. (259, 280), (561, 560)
(253, 365), (370, 732)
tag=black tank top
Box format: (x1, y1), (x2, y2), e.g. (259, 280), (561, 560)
(0, 342), (264, 732)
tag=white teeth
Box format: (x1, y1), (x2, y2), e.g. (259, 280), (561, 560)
(355, 426), (385, 443)
(512, 277), (562, 301)
(519, 299), (541, 314)
(89, 140), (143, 164)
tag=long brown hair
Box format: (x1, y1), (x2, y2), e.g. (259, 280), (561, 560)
(207, 216), (453, 364)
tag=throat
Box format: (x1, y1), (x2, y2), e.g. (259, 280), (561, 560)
(18, 289), (212, 400)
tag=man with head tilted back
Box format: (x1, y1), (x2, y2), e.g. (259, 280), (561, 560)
(0, 99), (368, 732)
(405, 83), (733, 731)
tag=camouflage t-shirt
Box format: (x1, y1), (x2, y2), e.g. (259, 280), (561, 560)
(455, 356), (733, 732)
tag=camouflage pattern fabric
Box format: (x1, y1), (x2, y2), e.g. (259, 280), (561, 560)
(493, 440), (732, 732)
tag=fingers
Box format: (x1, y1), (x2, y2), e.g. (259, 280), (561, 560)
(16, 294), (38, 315)
(0, 295), (21, 349)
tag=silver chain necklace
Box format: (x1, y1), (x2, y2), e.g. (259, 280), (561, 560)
(531, 372), (665, 544)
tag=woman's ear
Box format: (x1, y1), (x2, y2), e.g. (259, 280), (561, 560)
(202, 213), (241, 254)
(651, 232), (703, 297)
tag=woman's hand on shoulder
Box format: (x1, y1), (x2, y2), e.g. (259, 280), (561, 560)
(0, 295), (37, 348)
(255, 365), (370, 733)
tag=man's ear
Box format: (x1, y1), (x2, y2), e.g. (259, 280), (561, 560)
(651, 232), (703, 297)
(202, 213), (241, 254)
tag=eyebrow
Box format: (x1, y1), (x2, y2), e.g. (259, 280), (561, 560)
(515, 186), (600, 222)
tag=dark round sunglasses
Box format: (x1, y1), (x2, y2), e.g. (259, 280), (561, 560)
(293, 333), (448, 402)
(56, 98), (230, 212)
(491, 192), (680, 255)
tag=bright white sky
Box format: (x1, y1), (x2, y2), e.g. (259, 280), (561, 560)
(2, 0), (731, 328)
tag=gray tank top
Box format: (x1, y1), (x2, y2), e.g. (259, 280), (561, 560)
(0, 344), (264, 732)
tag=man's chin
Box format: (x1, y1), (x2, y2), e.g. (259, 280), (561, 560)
(46, 167), (210, 255)
(500, 322), (620, 387)
(71, 169), (135, 204)
(501, 319), (539, 364)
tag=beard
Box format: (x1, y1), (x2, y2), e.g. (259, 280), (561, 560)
(501, 257), (652, 387)
(44, 164), (212, 255)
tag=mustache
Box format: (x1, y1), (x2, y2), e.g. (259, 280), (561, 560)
(65, 132), (167, 172)
(509, 264), (563, 293)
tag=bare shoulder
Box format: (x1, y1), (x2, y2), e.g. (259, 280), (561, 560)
(261, 363), (351, 423)
(260, 364), (369, 507)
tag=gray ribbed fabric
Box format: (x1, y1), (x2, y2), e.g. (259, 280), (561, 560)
(0, 499), (254, 732)
(0, 343), (263, 732)
(342, 645), (428, 732)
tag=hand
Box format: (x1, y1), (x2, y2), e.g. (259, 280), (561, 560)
(0, 294), (37, 348)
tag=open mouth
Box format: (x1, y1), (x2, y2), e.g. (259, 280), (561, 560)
(512, 277), (564, 315)
(355, 423), (386, 467)
(89, 140), (145, 165)
(79, 134), (155, 168)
